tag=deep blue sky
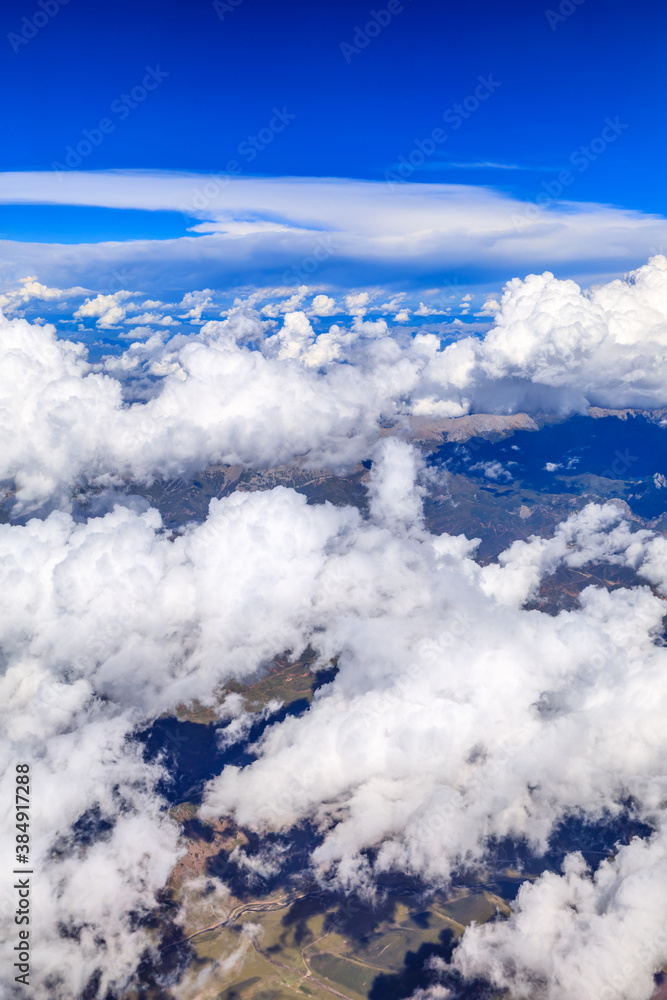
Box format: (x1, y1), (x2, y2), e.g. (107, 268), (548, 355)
(1, 0), (665, 216)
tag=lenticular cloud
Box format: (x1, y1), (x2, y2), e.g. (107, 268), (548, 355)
(2, 259), (667, 1000)
(3, 255), (667, 514)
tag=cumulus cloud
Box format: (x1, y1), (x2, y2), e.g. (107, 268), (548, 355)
(474, 294), (501, 317)
(0, 310), (371, 512)
(4, 255), (667, 998)
(379, 293), (408, 313)
(129, 311), (176, 325)
(266, 309), (316, 360)
(0, 276), (90, 313)
(178, 289), (213, 322)
(0, 719), (183, 1000)
(469, 459), (513, 481)
(345, 291), (372, 316)
(454, 839), (667, 1000)
(200, 486), (666, 871)
(309, 293), (337, 316)
(396, 254), (667, 417)
(0, 486), (361, 998)
(4, 255), (667, 513)
(197, 460), (667, 997)
(260, 285), (310, 317)
(461, 255), (667, 410)
(15, 276), (89, 303)
(415, 302), (451, 316)
(1, 430), (667, 996)
(74, 290), (136, 328)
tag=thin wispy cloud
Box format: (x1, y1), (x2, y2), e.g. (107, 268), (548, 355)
(416, 159), (525, 170)
(1, 172), (666, 297)
(409, 159), (561, 171)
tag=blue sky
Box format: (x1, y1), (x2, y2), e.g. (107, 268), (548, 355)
(1, 0), (666, 330)
(2, 0), (665, 205)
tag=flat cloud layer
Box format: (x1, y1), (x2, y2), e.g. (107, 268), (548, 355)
(2, 257), (667, 999)
(2, 173), (667, 291)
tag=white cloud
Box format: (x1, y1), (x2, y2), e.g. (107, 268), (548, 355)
(0, 488), (364, 998)
(260, 285), (309, 317)
(129, 311), (176, 325)
(1, 419), (667, 996)
(0, 308), (396, 512)
(74, 290), (135, 328)
(309, 293), (337, 316)
(0, 276), (90, 314)
(193, 457), (667, 998)
(204, 508), (664, 994)
(3, 201), (667, 1000)
(379, 293), (408, 313)
(350, 315), (389, 338)
(16, 275), (89, 302)
(5, 256), (667, 513)
(270, 309), (315, 360)
(178, 289), (214, 322)
(414, 302), (450, 316)
(474, 295), (501, 317)
(455, 839), (667, 1000)
(118, 325), (157, 340)
(2, 172), (667, 294)
(469, 459), (513, 481)
(345, 291), (371, 316)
